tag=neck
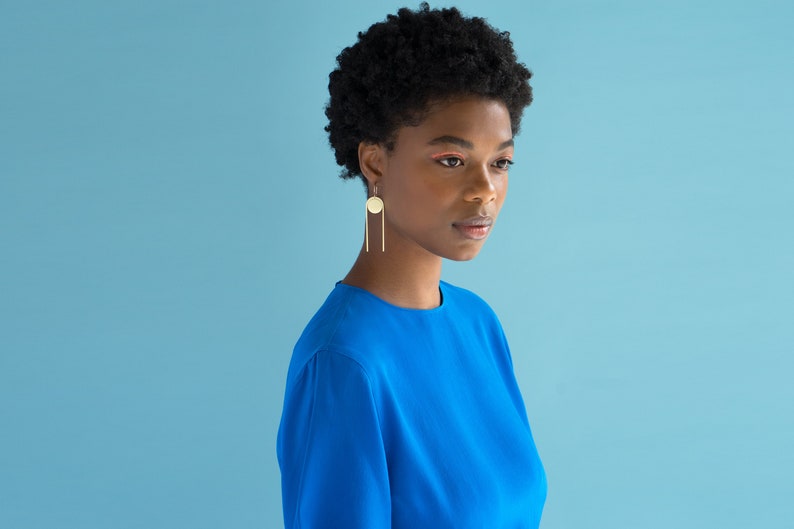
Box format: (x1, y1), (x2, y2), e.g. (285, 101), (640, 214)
(342, 240), (443, 310)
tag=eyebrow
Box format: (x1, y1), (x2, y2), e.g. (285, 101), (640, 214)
(427, 135), (514, 150)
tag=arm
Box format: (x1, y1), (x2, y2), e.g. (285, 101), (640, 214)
(277, 350), (390, 528)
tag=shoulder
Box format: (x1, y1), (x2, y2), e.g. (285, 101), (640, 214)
(285, 284), (386, 386)
(440, 280), (501, 322)
(441, 281), (512, 363)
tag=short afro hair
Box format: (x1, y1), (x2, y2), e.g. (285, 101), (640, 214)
(325, 3), (533, 184)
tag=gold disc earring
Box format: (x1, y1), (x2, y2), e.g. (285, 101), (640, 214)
(365, 185), (385, 252)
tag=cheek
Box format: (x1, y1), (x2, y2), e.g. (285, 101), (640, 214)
(493, 176), (509, 211)
(386, 165), (442, 209)
(391, 185), (441, 225)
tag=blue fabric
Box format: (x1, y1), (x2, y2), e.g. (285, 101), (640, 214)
(277, 281), (547, 528)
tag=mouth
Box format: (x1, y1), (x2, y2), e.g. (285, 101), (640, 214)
(452, 216), (494, 240)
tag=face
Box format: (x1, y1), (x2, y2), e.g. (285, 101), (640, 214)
(362, 96), (514, 262)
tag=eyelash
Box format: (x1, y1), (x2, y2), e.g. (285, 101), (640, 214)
(436, 156), (464, 168)
(434, 156), (514, 170)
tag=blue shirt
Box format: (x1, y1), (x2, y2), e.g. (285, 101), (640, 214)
(277, 281), (546, 528)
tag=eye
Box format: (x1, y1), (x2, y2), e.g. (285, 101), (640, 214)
(493, 158), (514, 170)
(437, 156), (464, 168)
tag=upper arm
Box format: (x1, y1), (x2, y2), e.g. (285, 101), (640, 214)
(277, 350), (390, 528)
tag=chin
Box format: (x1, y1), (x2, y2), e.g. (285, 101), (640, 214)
(445, 246), (484, 262)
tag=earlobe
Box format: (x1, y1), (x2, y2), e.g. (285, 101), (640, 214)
(358, 141), (386, 188)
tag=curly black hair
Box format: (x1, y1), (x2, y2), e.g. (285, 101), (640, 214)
(325, 3), (533, 184)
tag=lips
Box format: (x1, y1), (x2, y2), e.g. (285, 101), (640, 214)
(452, 215), (494, 240)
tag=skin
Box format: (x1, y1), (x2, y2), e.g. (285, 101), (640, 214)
(342, 96), (514, 309)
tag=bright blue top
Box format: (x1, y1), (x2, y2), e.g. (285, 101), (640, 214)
(277, 281), (547, 528)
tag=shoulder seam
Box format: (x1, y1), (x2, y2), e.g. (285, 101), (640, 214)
(320, 285), (353, 350)
(314, 348), (385, 437)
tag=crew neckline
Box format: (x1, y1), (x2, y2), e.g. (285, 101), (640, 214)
(335, 281), (447, 313)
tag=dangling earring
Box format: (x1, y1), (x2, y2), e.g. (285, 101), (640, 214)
(365, 185), (384, 252)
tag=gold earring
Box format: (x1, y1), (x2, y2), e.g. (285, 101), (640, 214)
(365, 185), (384, 252)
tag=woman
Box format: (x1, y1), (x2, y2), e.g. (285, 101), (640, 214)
(277, 4), (546, 528)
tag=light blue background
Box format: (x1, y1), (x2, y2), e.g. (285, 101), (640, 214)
(1, 1), (792, 528)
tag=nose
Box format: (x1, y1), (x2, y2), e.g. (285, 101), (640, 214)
(463, 164), (498, 204)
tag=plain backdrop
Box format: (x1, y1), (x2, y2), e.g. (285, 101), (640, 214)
(1, 1), (792, 528)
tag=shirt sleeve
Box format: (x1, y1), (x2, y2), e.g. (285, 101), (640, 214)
(277, 349), (390, 529)
(493, 321), (533, 430)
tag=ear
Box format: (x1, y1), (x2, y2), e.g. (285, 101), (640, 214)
(358, 141), (387, 191)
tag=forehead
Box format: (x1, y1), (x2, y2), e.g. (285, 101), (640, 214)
(395, 97), (513, 148)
